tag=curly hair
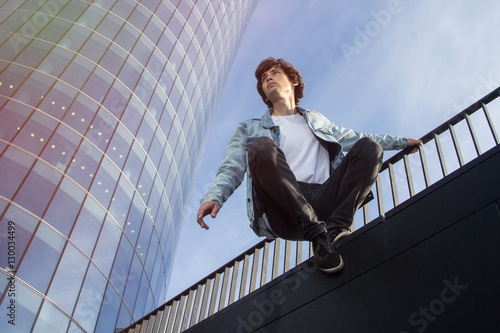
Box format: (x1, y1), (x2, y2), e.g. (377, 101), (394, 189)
(255, 57), (305, 108)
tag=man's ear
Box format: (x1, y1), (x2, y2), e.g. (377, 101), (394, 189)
(291, 80), (299, 87)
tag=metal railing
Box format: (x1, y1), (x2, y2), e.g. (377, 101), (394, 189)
(121, 87), (500, 333)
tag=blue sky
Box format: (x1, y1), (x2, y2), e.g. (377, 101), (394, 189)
(166, 0), (500, 299)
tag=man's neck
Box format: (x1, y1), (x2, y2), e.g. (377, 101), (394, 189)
(271, 99), (297, 116)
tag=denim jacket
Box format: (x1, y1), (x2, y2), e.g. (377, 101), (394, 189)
(201, 107), (407, 238)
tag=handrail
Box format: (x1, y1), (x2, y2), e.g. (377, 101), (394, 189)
(120, 86), (500, 333)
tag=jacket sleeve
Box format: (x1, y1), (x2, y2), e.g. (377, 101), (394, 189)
(332, 123), (408, 151)
(200, 122), (248, 208)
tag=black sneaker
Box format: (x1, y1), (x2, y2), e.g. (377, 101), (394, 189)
(328, 228), (351, 247)
(312, 234), (344, 273)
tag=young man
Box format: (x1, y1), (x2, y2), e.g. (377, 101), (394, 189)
(197, 57), (422, 273)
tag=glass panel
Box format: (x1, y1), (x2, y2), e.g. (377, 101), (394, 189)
(106, 124), (133, 169)
(110, 237), (133, 295)
(62, 92), (98, 135)
(0, 146), (34, 199)
(79, 31), (110, 63)
(13, 111), (58, 156)
(94, 285), (120, 332)
(39, 80), (79, 120)
(66, 138), (102, 189)
(17, 223), (65, 293)
(95, 11), (123, 41)
(43, 177), (85, 237)
(92, 215), (121, 276)
(89, 156), (119, 208)
(122, 254), (143, 306)
(60, 23), (93, 55)
(32, 300), (70, 333)
(0, 280), (43, 333)
(81, 65), (113, 105)
(38, 17), (72, 44)
(108, 175), (134, 228)
(70, 196), (106, 256)
(102, 80), (131, 120)
(42, 124), (82, 173)
(46, 243), (88, 314)
(0, 206), (39, 271)
(115, 23), (140, 54)
(123, 141), (146, 187)
(124, 193), (145, 245)
(67, 47), (97, 87)
(15, 160), (62, 217)
(72, 263), (107, 333)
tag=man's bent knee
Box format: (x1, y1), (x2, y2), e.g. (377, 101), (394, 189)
(248, 137), (276, 159)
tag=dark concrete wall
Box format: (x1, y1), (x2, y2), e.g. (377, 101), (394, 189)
(186, 145), (500, 333)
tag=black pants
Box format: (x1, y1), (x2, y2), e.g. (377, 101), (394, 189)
(247, 137), (383, 242)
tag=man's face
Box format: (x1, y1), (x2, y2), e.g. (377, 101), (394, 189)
(260, 65), (296, 100)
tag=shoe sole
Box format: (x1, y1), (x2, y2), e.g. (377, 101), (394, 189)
(319, 255), (344, 274)
(332, 230), (351, 247)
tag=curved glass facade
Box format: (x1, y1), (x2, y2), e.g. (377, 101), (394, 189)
(0, 0), (257, 332)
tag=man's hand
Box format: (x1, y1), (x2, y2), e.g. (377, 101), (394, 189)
(406, 138), (423, 154)
(196, 201), (220, 230)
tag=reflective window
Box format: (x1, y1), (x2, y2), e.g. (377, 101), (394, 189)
(121, 98), (145, 135)
(92, 215), (122, 276)
(15, 39), (51, 70)
(59, 53), (95, 90)
(95, 12), (123, 41)
(89, 157), (119, 208)
(15, 160), (62, 217)
(86, 107), (117, 151)
(17, 223), (65, 293)
(100, 43), (126, 77)
(115, 24), (140, 56)
(39, 80), (79, 120)
(76, 3), (107, 31)
(73, 263), (108, 333)
(66, 139), (102, 189)
(0, 205), (39, 270)
(136, 112), (156, 152)
(123, 141), (146, 187)
(111, 0), (135, 21)
(79, 31), (111, 63)
(106, 124), (133, 169)
(81, 65), (114, 104)
(94, 284), (120, 332)
(43, 177), (86, 237)
(47, 243), (89, 314)
(13, 111), (57, 156)
(38, 17), (73, 44)
(110, 237), (134, 295)
(124, 193), (145, 245)
(70, 196), (106, 256)
(102, 81), (131, 120)
(108, 175), (135, 228)
(0, 282), (43, 333)
(0, 98), (33, 141)
(33, 300), (70, 333)
(143, 15), (164, 46)
(0, 147), (33, 199)
(122, 254), (143, 306)
(42, 124), (82, 173)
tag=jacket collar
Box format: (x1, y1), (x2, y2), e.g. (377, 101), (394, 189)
(261, 106), (307, 128)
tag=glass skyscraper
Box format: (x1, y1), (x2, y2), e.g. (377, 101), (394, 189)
(0, 1), (257, 332)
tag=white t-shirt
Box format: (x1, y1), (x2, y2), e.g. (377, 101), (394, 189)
(271, 113), (330, 184)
